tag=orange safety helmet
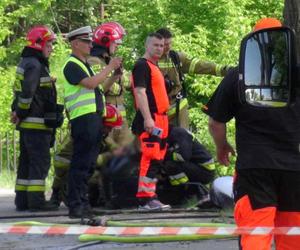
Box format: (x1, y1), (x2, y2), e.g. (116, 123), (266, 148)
(103, 104), (123, 128)
(253, 18), (282, 32)
(26, 25), (56, 51)
(93, 21), (125, 48)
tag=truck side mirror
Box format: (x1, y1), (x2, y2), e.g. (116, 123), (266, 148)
(238, 27), (297, 107)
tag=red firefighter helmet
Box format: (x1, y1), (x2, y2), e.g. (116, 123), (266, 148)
(26, 25), (56, 51)
(253, 18), (282, 32)
(103, 104), (123, 128)
(93, 21), (125, 48)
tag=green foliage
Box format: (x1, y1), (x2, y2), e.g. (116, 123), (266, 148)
(0, 67), (16, 132)
(0, 0), (285, 185)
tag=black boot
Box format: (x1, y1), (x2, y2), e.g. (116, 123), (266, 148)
(49, 188), (62, 208)
(29, 201), (59, 212)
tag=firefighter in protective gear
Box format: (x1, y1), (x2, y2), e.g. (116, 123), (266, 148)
(157, 126), (215, 206)
(132, 33), (171, 211)
(49, 104), (122, 208)
(204, 18), (300, 250)
(11, 25), (62, 211)
(156, 28), (231, 129)
(87, 22), (133, 148)
(63, 26), (122, 219)
(164, 126), (215, 186)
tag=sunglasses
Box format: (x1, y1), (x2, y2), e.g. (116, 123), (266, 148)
(78, 38), (92, 44)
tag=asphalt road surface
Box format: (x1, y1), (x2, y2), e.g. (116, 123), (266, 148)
(0, 189), (238, 250)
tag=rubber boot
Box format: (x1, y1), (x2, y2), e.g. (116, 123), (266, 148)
(49, 188), (62, 208)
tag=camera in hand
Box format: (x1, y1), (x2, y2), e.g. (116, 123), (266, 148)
(164, 74), (175, 93)
(114, 66), (123, 75)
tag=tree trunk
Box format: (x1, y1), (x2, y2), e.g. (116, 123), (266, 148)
(283, 0), (300, 63)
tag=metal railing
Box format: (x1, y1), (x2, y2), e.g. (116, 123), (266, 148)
(0, 128), (68, 174)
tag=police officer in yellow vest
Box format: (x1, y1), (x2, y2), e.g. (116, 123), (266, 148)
(156, 28), (230, 129)
(87, 22), (133, 147)
(63, 26), (122, 219)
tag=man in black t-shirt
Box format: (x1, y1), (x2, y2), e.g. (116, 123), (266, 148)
(203, 19), (300, 250)
(131, 33), (170, 211)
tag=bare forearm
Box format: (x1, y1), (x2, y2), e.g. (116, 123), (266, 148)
(135, 88), (152, 120)
(208, 117), (227, 148)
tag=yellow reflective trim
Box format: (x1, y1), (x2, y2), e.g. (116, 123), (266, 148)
(27, 186), (45, 192)
(91, 64), (102, 73)
(188, 58), (200, 74)
(96, 155), (105, 166)
(40, 82), (53, 88)
(15, 185), (27, 191)
(19, 122), (52, 131)
(18, 102), (30, 109)
(158, 61), (173, 69)
(122, 71), (132, 88)
(105, 115), (117, 123)
(54, 161), (70, 170)
(170, 179), (180, 185)
(120, 110), (126, 117)
(109, 83), (121, 95)
(172, 152), (184, 162)
(167, 98), (188, 117)
(16, 74), (24, 81)
(202, 163), (216, 171)
(170, 176), (189, 186)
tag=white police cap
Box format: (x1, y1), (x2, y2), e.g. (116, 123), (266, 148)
(67, 26), (92, 41)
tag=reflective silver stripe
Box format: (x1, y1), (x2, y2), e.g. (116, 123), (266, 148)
(139, 176), (157, 184)
(40, 76), (52, 83)
(65, 89), (94, 102)
(137, 186), (156, 193)
(169, 172), (187, 180)
(188, 58), (200, 74)
(54, 155), (71, 164)
(18, 97), (32, 104)
(23, 117), (45, 123)
(16, 179), (29, 185)
(158, 62), (173, 68)
(28, 180), (45, 185)
(115, 104), (125, 111)
(16, 67), (25, 75)
(202, 158), (214, 165)
(68, 99), (96, 112)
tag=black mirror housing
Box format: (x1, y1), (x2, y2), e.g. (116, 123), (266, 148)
(238, 27), (298, 108)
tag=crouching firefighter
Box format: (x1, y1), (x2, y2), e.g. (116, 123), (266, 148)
(49, 104), (123, 208)
(11, 25), (64, 211)
(158, 126), (215, 206)
(203, 18), (300, 250)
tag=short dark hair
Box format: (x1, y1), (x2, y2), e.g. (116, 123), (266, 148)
(156, 28), (172, 39)
(145, 32), (164, 45)
(147, 32), (164, 40)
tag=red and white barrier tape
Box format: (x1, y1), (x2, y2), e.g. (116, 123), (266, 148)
(1, 225), (300, 236)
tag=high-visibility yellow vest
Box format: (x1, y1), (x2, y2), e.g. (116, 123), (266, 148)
(63, 56), (105, 120)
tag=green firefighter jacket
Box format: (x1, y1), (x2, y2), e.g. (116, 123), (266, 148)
(158, 51), (229, 128)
